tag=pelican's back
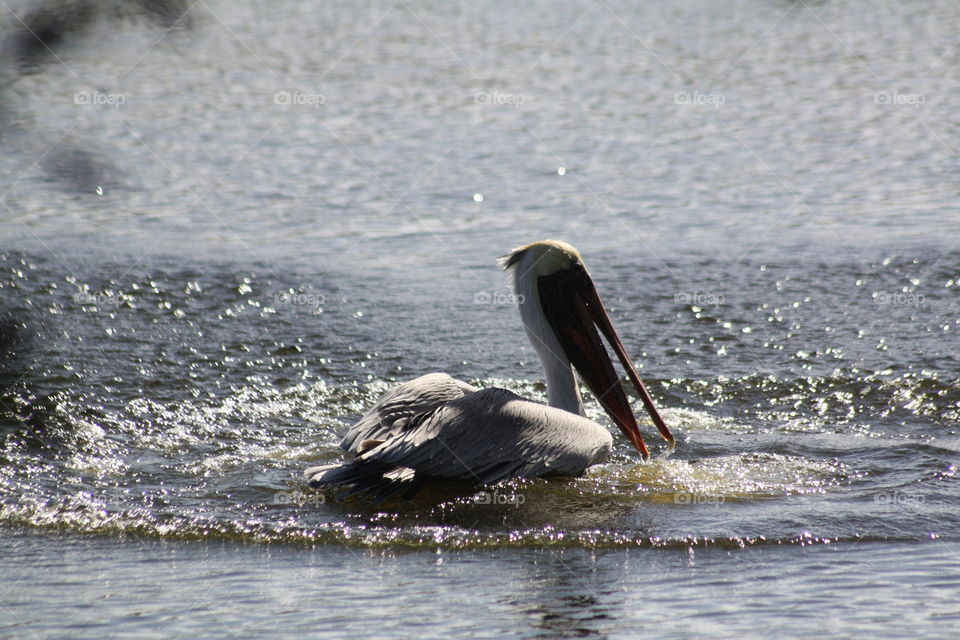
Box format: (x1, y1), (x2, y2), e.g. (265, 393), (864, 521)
(339, 372), (478, 455)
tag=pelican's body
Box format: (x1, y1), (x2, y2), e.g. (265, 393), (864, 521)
(305, 240), (674, 500)
(329, 374), (613, 486)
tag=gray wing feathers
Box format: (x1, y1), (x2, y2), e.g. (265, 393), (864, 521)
(363, 388), (611, 480)
(339, 373), (478, 454)
(308, 386), (613, 500)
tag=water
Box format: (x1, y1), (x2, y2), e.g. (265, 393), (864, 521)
(5, 532), (959, 640)
(2, 0), (959, 637)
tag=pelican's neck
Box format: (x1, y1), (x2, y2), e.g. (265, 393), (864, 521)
(511, 262), (585, 416)
(538, 341), (584, 415)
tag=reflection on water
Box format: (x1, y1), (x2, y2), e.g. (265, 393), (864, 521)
(4, 529), (959, 639)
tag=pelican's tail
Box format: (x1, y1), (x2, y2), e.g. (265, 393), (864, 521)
(305, 461), (421, 503)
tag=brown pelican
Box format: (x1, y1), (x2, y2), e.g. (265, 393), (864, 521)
(305, 240), (674, 500)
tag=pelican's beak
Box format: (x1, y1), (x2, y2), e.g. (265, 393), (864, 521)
(537, 263), (675, 460)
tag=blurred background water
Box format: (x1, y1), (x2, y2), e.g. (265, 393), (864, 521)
(1, 1), (959, 638)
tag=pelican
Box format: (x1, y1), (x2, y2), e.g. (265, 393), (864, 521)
(305, 240), (674, 500)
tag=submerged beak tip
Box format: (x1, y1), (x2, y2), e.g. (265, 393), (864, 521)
(630, 431), (650, 460)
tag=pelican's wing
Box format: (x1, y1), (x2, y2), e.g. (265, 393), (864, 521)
(338, 372), (478, 455)
(308, 387), (613, 501)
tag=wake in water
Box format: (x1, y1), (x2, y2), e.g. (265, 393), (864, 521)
(4, 369), (950, 549)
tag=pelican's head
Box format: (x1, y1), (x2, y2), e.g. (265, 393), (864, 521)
(500, 239), (584, 277)
(500, 240), (674, 460)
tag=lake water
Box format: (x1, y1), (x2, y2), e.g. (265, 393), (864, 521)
(2, 1), (959, 638)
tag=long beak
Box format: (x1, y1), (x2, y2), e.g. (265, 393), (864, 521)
(538, 265), (675, 460)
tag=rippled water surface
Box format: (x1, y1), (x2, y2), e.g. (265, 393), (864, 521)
(2, 0), (959, 638)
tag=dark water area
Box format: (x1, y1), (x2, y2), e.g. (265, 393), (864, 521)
(2, 0), (959, 637)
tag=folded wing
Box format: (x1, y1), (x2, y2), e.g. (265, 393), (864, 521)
(338, 372), (478, 455)
(307, 387), (613, 502)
